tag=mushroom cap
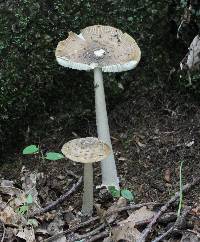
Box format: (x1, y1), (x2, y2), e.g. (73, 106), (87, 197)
(61, 137), (111, 163)
(55, 25), (141, 72)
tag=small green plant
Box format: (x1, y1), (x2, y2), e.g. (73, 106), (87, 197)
(27, 218), (38, 227)
(108, 186), (134, 201)
(22, 144), (64, 161)
(16, 194), (33, 215)
(177, 160), (184, 217)
(16, 194), (38, 227)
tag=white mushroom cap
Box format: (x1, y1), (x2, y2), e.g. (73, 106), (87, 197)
(55, 25), (141, 72)
(61, 137), (111, 163)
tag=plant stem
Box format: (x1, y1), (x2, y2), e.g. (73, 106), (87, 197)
(94, 67), (119, 189)
(177, 160), (184, 217)
(82, 163), (94, 216)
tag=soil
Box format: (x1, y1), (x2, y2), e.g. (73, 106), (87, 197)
(0, 85), (200, 241)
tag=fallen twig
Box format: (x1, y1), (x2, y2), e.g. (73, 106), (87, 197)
(32, 176), (83, 216)
(107, 202), (160, 215)
(71, 224), (106, 242)
(152, 206), (191, 242)
(138, 176), (200, 242)
(45, 202), (158, 242)
(0, 220), (5, 242)
(87, 231), (109, 242)
(44, 216), (99, 242)
(186, 229), (200, 238)
(84, 218), (153, 242)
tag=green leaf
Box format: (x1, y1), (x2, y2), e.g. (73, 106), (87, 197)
(16, 205), (29, 215)
(108, 186), (120, 198)
(26, 194), (33, 204)
(45, 152), (64, 161)
(23, 145), (39, 155)
(127, 16), (133, 21)
(121, 189), (134, 201)
(27, 219), (38, 227)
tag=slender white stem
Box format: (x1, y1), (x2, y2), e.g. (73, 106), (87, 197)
(82, 163), (93, 216)
(94, 67), (119, 189)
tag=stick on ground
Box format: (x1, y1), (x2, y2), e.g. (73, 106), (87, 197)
(32, 176), (83, 216)
(0, 220), (5, 242)
(44, 202), (158, 242)
(138, 176), (200, 242)
(152, 206), (191, 242)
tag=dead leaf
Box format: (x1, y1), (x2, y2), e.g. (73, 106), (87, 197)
(17, 227), (36, 242)
(21, 168), (41, 212)
(106, 197), (127, 223)
(0, 205), (26, 225)
(164, 168), (171, 183)
(3, 227), (17, 242)
(103, 237), (113, 242)
(94, 203), (107, 223)
(133, 135), (146, 148)
(0, 179), (23, 197)
(119, 206), (155, 225)
(118, 157), (127, 161)
(21, 169), (39, 201)
(190, 206), (200, 216)
(112, 222), (141, 242)
(47, 215), (65, 236)
(54, 236), (67, 242)
(185, 140), (194, 147)
(181, 231), (200, 242)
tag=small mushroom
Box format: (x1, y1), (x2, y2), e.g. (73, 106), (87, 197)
(56, 25), (141, 189)
(61, 137), (111, 216)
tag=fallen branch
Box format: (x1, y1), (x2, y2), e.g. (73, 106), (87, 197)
(71, 224), (106, 242)
(152, 206), (191, 242)
(107, 202), (160, 215)
(45, 202), (158, 242)
(87, 231), (109, 242)
(32, 176), (83, 216)
(44, 216), (99, 242)
(85, 218), (153, 242)
(0, 220), (5, 242)
(138, 176), (200, 242)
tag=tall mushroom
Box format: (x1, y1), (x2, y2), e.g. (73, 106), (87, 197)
(61, 137), (111, 216)
(56, 25), (141, 189)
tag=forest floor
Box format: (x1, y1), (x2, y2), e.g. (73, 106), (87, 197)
(0, 86), (200, 241)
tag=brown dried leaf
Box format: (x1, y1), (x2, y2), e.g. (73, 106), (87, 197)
(191, 206), (200, 216)
(164, 168), (171, 183)
(112, 222), (141, 242)
(0, 179), (23, 197)
(21, 168), (41, 212)
(17, 227), (36, 242)
(119, 206), (155, 225)
(106, 197), (127, 223)
(94, 203), (107, 223)
(134, 135), (146, 148)
(0, 205), (26, 225)
(181, 231), (200, 242)
(118, 157), (127, 161)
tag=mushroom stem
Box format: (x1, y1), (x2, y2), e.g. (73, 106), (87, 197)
(82, 163), (93, 216)
(94, 67), (119, 189)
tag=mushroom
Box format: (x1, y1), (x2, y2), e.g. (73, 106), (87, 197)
(56, 25), (141, 189)
(61, 137), (111, 216)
